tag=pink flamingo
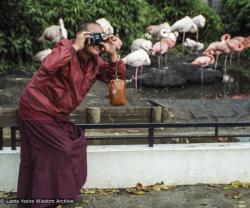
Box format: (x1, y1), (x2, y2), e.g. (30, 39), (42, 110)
(192, 54), (215, 68)
(204, 34), (231, 71)
(151, 40), (169, 68)
(192, 54), (215, 86)
(229, 36), (248, 63)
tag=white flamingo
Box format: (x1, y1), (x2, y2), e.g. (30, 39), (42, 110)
(184, 38), (204, 52)
(171, 16), (198, 52)
(122, 49), (151, 90)
(131, 38), (152, 52)
(145, 22), (171, 39)
(33, 48), (52, 62)
(192, 14), (206, 41)
(38, 18), (67, 43)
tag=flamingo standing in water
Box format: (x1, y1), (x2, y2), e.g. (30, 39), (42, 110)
(122, 49), (151, 90)
(191, 53), (215, 86)
(192, 14), (206, 42)
(38, 18), (68, 43)
(171, 16), (198, 52)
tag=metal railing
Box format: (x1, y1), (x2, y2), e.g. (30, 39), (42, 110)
(1, 122), (250, 150)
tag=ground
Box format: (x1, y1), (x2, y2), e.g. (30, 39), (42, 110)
(0, 184), (250, 208)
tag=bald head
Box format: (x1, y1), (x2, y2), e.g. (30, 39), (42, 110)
(79, 22), (103, 33)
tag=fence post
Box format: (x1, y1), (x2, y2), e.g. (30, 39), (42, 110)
(215, 126), (218, 138)
(0, 127), (3, 150)
(148, 126), (154, 147)
(11, 127), (16, 150)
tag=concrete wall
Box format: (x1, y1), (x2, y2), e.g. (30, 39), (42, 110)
(1, 143), (250, 191)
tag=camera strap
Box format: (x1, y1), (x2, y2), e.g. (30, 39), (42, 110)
(114, 54), (120, 79)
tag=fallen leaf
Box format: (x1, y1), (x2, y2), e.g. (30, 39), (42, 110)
(133, 191), (145, 195)
(208, 184), (222, 187)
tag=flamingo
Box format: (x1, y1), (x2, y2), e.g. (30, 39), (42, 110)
(204, 34), (231, 71)
(122, 49), (151, 90)
(38, 18), (67, 43)
(192, 14), (206, 41)
(192, 53), (215, 86)
(171, 16), (198, 52)
(96, 18), (114, 35)
(33, 49), (52, 62)
(228, 36), (247, 63)
(131, 38), (152, 52)
(192, 54), (215, 68)
(151, 40), (169, 68)
(145, 22), (171, 39)
(161, 32), (179, 49)
(184, 38), (204, 53)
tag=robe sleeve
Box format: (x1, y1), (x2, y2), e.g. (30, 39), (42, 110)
(41, 43), (76, 74)
(97, 59), (126, 83)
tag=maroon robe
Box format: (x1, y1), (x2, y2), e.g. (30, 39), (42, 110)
(17, 39), (126, 208)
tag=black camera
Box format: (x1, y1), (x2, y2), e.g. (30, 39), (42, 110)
(90, 32), (106, 44)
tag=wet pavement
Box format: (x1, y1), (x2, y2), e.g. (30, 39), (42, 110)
(1, 184), (250, 208)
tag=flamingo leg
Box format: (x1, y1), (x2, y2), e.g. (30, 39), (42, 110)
(196, 30), (199, 42)
(238, 52), (241, 64)
(165, 53), (168, 66)
(159, 41), (162, 68)
(229, 53), (233, 66)
(135, 67), (138, 91)
(139, 65), (143, 88)
(214, 54), (219, 70)
(157, 56), (160, 68)
(201, 67), (204, 88)
(182, 32), (186, 53)
(224, 54), (228, 75)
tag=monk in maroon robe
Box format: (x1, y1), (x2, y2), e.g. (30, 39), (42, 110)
(17, 22), (126, 208)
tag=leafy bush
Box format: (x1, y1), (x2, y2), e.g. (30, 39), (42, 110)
(0, 0), (162, 74)
(221, 0), (250, 36)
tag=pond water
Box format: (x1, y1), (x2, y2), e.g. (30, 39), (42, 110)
(0, 55), (249, 106)
(126, 56), (250, 100)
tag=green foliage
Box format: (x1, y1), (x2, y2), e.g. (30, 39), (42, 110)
(221, 0), (250, 36)
(3, 0), (249, 75)
(0, 0), (162, 74)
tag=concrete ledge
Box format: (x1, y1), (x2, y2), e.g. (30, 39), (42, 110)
(1, 143), (250, 191)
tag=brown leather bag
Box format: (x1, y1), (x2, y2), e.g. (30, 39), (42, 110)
(109, 78), (126, 106)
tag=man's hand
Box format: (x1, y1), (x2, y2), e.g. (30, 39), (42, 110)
(99, 35), (123, 62)
(73, 31), (92, 51)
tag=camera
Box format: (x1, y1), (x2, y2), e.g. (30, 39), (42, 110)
(90, 32), (106, 44)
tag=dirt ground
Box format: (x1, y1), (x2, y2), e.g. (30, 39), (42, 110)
(1, 184), (250, 208)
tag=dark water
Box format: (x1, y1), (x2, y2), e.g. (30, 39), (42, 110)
(0, 57), (250, 105)
(133, 60), (250, 100)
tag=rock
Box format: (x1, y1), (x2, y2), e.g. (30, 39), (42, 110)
(135, 54), (223, 88)
(139, 68), (186, 87)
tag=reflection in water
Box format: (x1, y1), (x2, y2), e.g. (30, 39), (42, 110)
(139, 69), (250, 100)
